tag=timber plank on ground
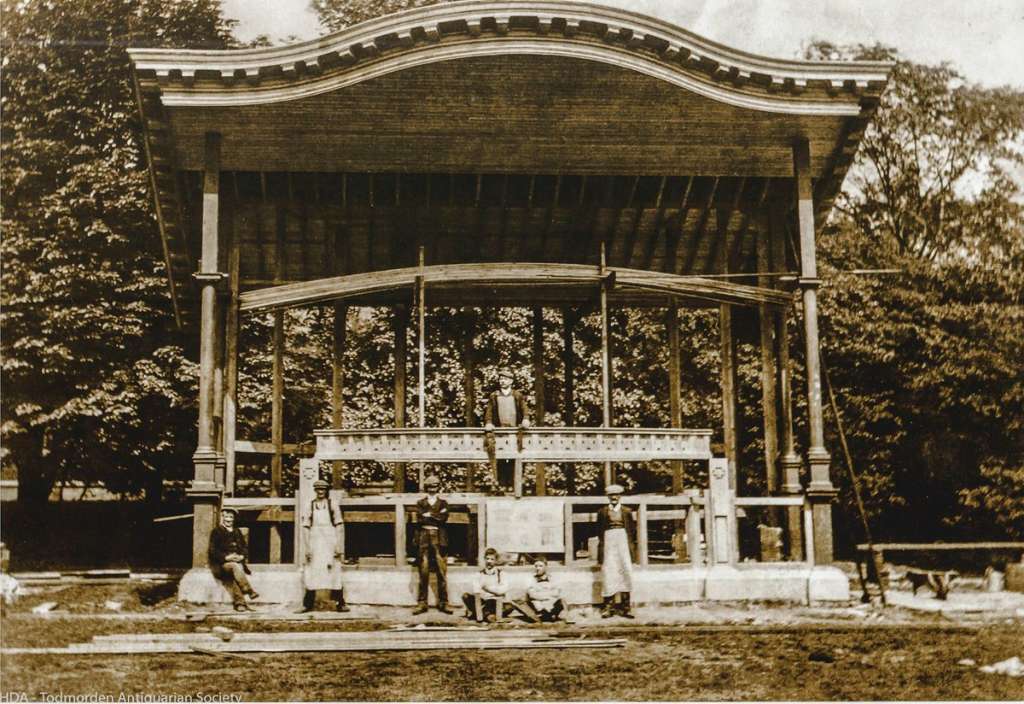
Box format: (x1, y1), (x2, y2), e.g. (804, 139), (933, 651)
(4, 630), (626, 655)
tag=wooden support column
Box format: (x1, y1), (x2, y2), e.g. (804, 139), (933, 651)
(532, 307), (547, 495)
(222, 228), (240, 496)
(269, 308), (284, 563)
(715, 179), (740, 493)
(667, 303), (686, 561)
(599, 243), (612, 488)
(771, 202), (804, 559)
(393, 305), (408, 493)
(794, 138), (836, 564)
(189, 132), (224, 568)
(331, 302), (348, 489)
(463, 310), (477, 492)
(668, 303), (683, 492)
(416, 246), (426, 490)
(562, 308), (576, 495)
(719, 306), (739, 491)
(757, 223), (780, 503)
(213, 294), (225, 454)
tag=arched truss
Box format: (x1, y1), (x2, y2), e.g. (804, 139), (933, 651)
(238, 262), (794, 312)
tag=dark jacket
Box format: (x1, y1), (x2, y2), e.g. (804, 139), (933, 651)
(415, 496), (449, 548)
(208, 524), (249, 566)
(484, 390), (529, 427)
(596, 504), (636, 564)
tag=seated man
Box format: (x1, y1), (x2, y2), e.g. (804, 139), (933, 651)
(461, 547), (508, 622)
(208, 507), (259, 612)
(525, 556), (565, 622)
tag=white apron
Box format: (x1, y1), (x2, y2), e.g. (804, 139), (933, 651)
(601, 527), (633, 597)
(303, 500), (343, 590)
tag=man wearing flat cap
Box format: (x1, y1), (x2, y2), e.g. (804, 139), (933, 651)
(208, 506), (259, 612)
(483, 369), (531, 493)
(413, 475), (453, 614)
(300, 479), (349, 612)
(596, 484), (636, 618)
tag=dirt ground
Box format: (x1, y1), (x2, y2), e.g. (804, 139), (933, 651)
(2, 581), (1022, 701)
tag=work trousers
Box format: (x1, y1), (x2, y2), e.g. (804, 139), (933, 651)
(417, 532), (448, 606)
(215, 561), (254, 606)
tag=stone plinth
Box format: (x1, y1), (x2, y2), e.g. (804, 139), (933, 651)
(178, 563), (849, 605)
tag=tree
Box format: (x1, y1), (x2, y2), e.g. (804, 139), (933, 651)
(1, 0), (236, 510)
(313, 0), (446, 32)
(805, 42), (1024, 542)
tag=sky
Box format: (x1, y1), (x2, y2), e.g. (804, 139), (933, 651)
(221, 0), (1024, 87)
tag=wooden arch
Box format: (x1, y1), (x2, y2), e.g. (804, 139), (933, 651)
(237, 262), (794, 312)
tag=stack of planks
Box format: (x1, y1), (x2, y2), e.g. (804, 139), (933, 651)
(4, 629), (626, 655)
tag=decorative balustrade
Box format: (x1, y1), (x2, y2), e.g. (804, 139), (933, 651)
(313, 427), (713, 462)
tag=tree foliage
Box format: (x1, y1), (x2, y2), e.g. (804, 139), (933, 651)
(3, 0), (1021, 560)
(1, 0), (236, 506)
(807, 42), (1024, 541)
(312, 0), (445, 32)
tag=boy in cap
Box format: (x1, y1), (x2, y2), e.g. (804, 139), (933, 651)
(208, 507), (259, 611)
(596, 484), (636, 618)
(413, 475), (453, 614)
(483, 369), (530, 492)
(300, 479), (349, 612)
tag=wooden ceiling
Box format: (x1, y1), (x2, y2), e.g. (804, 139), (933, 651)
(180, 171), (793, 304)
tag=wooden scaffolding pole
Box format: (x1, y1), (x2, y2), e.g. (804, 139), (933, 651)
(599, 243), (612, 488)
(416, 246), (426, 490)
(331, 302), (348, 489)
(463, 309), (477, 492)
(532, 306), (547, 495)
(562, 307), (576, 495)
(393, 305), (408, 493)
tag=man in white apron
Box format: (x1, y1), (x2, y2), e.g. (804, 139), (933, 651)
(597, 483), (636, 618)
(300, 479), (348, 612)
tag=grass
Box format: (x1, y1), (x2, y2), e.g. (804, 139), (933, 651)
(3, 581), (1022, 700)
(2, 617), (1022, 700)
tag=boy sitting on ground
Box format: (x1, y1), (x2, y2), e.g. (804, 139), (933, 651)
(462, 547), (508, 622)
(525, 555), (566, 622)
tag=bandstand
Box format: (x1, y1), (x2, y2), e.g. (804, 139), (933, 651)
(128, 1), (891, 605)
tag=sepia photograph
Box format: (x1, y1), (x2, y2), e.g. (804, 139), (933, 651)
(1, 0), (1022, 700)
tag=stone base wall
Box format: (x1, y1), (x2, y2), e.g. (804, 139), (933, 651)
(179, 563), (850, 605)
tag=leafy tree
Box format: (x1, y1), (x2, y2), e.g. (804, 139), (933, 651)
(313, 0), (446, 32)
(806, 42), (1024, 543)
(1, 0), (236, 510)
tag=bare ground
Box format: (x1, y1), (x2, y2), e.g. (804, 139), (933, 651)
(1, 581), (1022, 701)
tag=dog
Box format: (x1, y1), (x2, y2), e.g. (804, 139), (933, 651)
(904, 569), (957, 600)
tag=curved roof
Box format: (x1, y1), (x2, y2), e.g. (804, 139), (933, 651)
(127, 1), (891, 327)
(130, 0), (889, 112)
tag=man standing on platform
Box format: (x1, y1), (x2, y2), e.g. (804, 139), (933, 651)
(597, 484), (636, 618)
(414, 475), (453, 614)
(208, 507), (259, 612)
(300, 479), (349, 613)
(484, 369), (530, 493)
